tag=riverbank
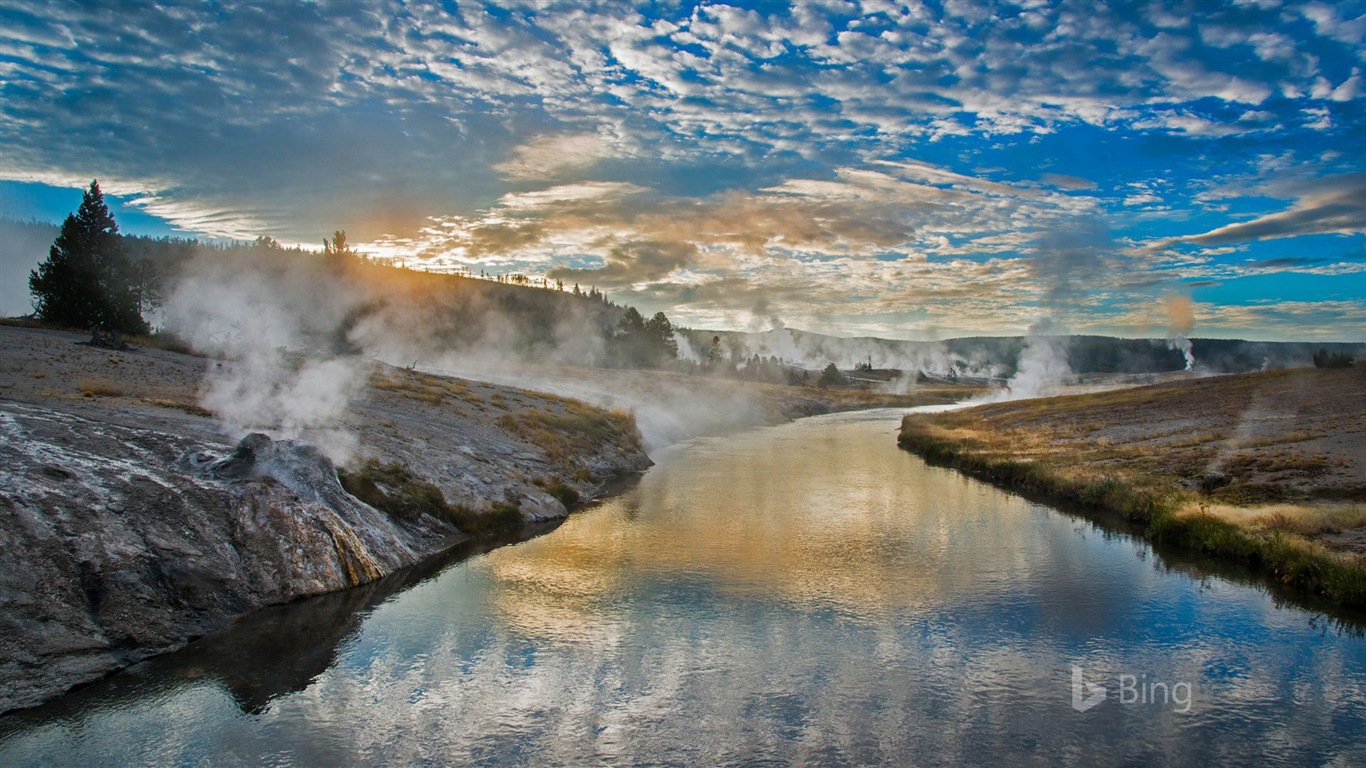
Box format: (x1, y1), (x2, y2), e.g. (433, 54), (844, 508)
(0, 323), (979, 714)
(898, 365), (1366, 608)
(0, 325), (653, 713)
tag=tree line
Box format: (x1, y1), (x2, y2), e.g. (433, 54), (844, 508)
(25, 180), (697, 374)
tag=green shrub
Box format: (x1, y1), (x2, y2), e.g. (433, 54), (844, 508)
(539, 481), (580, 507)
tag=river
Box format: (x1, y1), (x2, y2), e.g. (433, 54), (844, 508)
(1, 408), (1364, 766)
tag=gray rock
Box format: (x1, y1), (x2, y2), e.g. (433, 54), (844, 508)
(0, 410), (451, 714)
(518, 491), (568, 523)
(0, 331), (653, 715)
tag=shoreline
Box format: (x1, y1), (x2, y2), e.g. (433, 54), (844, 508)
(0, 324), (977, 714)
(898, 366), (1366, 610)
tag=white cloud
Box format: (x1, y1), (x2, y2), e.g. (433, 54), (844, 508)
(493, 133), (616, 181)
(1330, 68), (1363, 101)
(2, 1), (1364, 338)
(1300, 3), (1366, 44)
(1303, 106), (1333, 130)
(1162, 172), (1366, 245)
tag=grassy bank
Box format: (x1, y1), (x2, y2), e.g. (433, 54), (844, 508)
(899, 365), (1366, 609)
(338, 461), (524, 538)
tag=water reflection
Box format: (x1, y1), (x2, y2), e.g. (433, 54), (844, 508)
(2, 410), (1364, 767)
(486, 418), (1066, 640)
(0, 528), (555, 727)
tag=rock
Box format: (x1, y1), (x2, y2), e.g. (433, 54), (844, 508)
(0, 406), (454, 714)
(518, 491), (568, 523)
(0, 330), (653, 715)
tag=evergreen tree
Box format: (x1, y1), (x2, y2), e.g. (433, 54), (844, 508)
(29, 180), (147, 334)
(644, 311), (678, 362)
(818, 362), (845, 388)
(323, 229), (361, 265)
(706, 335), (724, 368)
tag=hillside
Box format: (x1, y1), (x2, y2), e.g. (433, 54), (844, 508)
(7, 219), (1360, 382)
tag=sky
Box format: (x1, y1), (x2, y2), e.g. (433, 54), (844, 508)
(2, 0), (1365, 341)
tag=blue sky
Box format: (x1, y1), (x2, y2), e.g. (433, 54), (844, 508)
(2, 0), (1364, 340)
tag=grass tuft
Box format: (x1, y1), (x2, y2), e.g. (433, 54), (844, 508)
(497, 403), (641, 465)
(537, 480), (581, 507)
(338, 461), (522, 537)
(79, 379), (123, 398)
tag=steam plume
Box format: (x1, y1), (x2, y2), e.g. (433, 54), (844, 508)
(163, 254), (368, 463)
(1164, 295), (1196, 371)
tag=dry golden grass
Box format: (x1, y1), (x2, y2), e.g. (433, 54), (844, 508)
(142, 397), (215, 418)
(497, 403), (640, 468)
(371, 371), (461, 406)
(1203, 502), (1366, 536)
(899, 365), (1366, 607)
(79, 379), (123, 398)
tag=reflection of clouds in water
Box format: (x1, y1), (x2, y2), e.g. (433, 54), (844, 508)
(484, 412), (1063, 636)
(3, 412), (1365, 765)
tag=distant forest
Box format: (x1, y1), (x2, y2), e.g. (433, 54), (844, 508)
(685, 327), (1366, 378)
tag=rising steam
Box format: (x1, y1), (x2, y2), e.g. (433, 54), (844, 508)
(1164, 294), (1196, 371)
(163, 254), (369, 463)
(161, 247), (785, 462)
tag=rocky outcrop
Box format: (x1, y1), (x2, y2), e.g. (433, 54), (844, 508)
(0, 327), (647, 712)
(0, 380), (651, 713)
(0, 405), (461, 713)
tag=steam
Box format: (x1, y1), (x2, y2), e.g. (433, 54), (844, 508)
(163, 255), (368, 463)
(1004, 320), (1071, 400)
(976, 220), (1113, 402)
(695, 325), (1006, 387)
(161, 246), (790, 462)
(1208, 393), (1275, 478)
(673, 331), (702, 363)
(423, 358), (774, 453)
(1163, 294), (1196, 371)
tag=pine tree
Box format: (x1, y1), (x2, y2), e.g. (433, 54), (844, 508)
(818, 362), (845, 388)
(28, 180), (147, 334)
(644, 311), (678, 363)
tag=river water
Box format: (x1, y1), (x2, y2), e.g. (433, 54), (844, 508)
(2, 408), (1364, 766)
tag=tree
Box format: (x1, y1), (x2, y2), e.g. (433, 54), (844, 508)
(644, 311), (678, 362)
(706, 335), (724, 369)
(1313, 348), (1354, 369)
(818, 362), (845, 388)
(323, 229), (359, 263)
(29, 180), (148, 334)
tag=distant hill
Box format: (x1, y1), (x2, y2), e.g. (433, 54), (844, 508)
(0, 223), (635, 365)
(145, 242), (632, 366)
(680, 327), (1366, 376)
